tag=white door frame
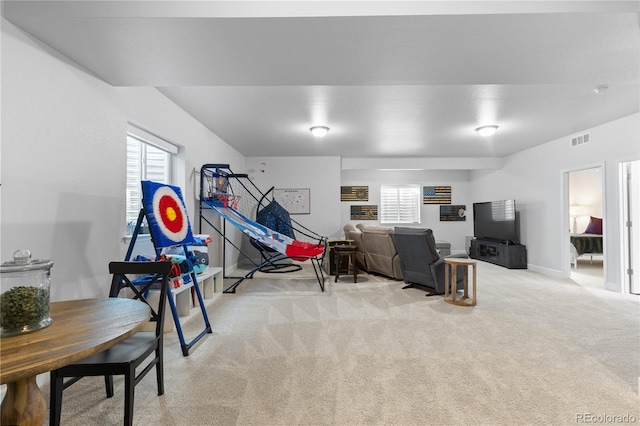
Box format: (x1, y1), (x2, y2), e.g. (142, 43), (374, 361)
(619, 159), (640, 295)
(561, 163), (606, 282)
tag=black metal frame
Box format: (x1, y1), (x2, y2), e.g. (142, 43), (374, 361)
(249, 189), (302, 274)
(198, 163), (327, 293)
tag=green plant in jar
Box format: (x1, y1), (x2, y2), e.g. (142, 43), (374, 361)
(1, 249), (54, 337)
(1, 285), (50, 329)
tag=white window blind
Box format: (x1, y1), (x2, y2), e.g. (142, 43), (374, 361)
(126, 129), (176, 230)
(380, 184), (421, 224)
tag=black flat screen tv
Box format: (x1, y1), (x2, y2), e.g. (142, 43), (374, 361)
(473, 200), (519, 244)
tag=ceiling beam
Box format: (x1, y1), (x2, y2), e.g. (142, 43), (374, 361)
(3, 1), (638, 20)
(341, 157), (504, 170)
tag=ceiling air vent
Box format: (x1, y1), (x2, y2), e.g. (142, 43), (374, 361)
(571, 132), (591, 147)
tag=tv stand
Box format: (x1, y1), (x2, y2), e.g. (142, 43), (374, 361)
(470, 239), (527, 269)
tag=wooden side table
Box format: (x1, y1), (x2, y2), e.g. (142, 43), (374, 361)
(444, 258), (477, 306)
(326, 239), (355, 275)
(334, 245), (359, 283)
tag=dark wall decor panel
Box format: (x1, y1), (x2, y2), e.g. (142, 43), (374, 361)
(423, 186), (451, 204)
(341, 186), (368, 202)
(350, 205), (378, 220)
(440, 205), (466, 221)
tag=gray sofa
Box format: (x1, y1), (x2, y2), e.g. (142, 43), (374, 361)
(393, 227), (468, 295)
(357, 223), (404, 280)
(343, 224), (403, 280)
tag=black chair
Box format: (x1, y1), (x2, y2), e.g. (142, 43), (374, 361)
(49, 261), (172, 426)
(394, 227), (469, 296)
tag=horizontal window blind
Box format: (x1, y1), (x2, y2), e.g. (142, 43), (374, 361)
(380, 185), (421, 224)
(126, 131), (175, 229)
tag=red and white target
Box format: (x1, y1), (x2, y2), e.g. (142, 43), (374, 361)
(152, 186), (189, 242)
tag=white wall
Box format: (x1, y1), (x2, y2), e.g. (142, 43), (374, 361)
(470, 113), (640, 291)
(115, 87), (245, 268)
(245, 156), (342, 238)
(115, 87), (245, 215)
(1, 20), (244, 302)
(341, 169), (473, 250)
(2, 20), (126, 301)
(1, 19), (247, 396)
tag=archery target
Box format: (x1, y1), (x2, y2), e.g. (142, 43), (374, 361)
(141, 180), (195, 248)
(152, 186), (188, 242)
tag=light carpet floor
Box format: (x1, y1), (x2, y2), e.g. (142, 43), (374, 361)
(45, 261), (640, 425)
(571, 257), (604, 290)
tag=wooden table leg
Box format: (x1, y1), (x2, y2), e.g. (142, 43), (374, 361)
(471, 263), (477, 306)
(444, 263), (450, 297)
(1, 376), (47, 426)
(450, 267), (457, 303)
(463, 266), (469, 299)
(351, 253), (357, 283)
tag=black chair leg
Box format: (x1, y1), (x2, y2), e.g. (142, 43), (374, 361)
(124, 369), (135, 426)
(105, 375), (114, 398)
(49, 374), (64, 426)
(156, 348), (164, 396)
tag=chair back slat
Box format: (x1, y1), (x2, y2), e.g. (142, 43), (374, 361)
(108, 261), (172, 336)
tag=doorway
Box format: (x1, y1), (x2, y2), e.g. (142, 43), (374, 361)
(568, 167), (604, 289)
(621, 160), (640, 295)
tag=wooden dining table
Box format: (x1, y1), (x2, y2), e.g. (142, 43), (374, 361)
(0, 298), (151, 426)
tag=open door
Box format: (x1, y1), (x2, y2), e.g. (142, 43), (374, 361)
(621, 161), (640, 295)
(568, 167), (604, 289)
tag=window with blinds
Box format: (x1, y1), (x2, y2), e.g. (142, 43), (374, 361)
(380, 184), (421, 224)
(126, 127), (177, 232)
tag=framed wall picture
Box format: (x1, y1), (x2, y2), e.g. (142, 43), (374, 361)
(341, 186), (368, 202)
(440, 205), (466, 221)
(423, 186), (452, 204)
(350, 205), (378, 220)
(273, 188), (310, 214)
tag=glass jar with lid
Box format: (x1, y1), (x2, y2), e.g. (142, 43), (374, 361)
(0, 249), (53, 337)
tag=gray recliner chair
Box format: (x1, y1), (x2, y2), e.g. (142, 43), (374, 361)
(394, 227), (468, 295)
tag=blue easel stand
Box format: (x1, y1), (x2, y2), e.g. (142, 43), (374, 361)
(125, 208), (212, 356)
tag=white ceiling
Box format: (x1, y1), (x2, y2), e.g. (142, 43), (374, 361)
(4, 1), (639, 159)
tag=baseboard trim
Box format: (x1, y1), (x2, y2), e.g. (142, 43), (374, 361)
(527, 264), (564, 279)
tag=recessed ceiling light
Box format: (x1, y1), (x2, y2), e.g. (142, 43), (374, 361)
(594, 85), (609, 94)
(310, 126), (329, 137)
(475, 125), (499, 137)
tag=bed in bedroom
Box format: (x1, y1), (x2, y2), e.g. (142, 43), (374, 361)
(569, 216), (603, 268)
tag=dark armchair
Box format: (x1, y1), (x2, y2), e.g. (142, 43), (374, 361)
(394, 227), (468, 295)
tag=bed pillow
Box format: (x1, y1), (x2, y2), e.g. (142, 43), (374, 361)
(583, 216), (602, 234)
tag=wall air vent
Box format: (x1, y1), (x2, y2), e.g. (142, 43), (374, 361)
(571, 132), (591, 147)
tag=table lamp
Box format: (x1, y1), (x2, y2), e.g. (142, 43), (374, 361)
(570, 205), (586, 233)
